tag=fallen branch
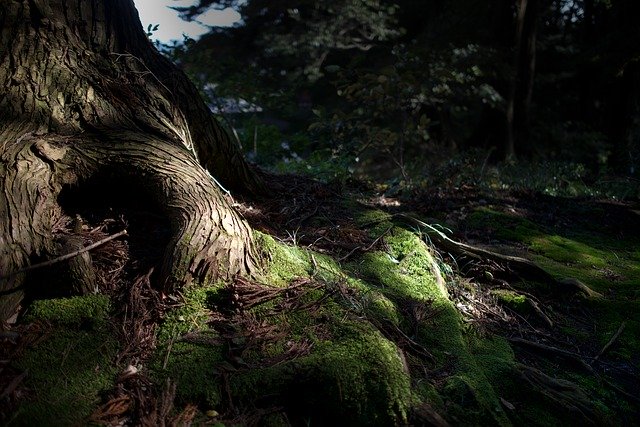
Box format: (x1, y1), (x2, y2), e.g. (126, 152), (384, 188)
(0, 229), (127, 280)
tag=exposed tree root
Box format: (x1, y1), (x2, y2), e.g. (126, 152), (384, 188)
(508, 337), (594, 373)
(393, 213), (602, 298)
(516, 364), (602, 425)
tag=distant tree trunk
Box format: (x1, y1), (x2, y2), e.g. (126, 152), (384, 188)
(578, 0), (596, 123)
(505, 0), (539, 159)
(0, 0), (264, 320)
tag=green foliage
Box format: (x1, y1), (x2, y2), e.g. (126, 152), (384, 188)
(311, 43), (501, 179)
(174, 0), (640, 184)
(421, 149), (640, 200)
(145, 23), (159, 38)
(259, 0), (402, 82)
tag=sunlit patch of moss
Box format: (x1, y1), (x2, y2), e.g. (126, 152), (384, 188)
(152, 285), (413, 425)
(532, 240), (640, 295)
(365, 290), (402, 326)
(530, 234), (607, 265)
(289, 327), (412, 425)
(226, 321), (411, 426)
(24, 294), (111, 327)
(467, 207), (640, 296)
(355, 208), (392, 228)
(149, 226), (417, 424)
(10, 296), (117, 426)
(157, 285), (219, 343)
(491, 289), (529, 313)
(353, 228), (442, 302)
(349, 224), (511, 425)
(255, 231), (342, 285)
(255, 232), (310, 285)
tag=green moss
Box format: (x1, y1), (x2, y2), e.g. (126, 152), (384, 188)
(288, 328), (412, 426)
(365, 290), (402, 326)
(531, 235), (598, 264)
(149, 226), (418, 425)
(219, 321), (411, 426)
(9, 296), (117, 426)
(466, 207), (541, 242)
(352, 228), (442, 302)
(466, 207), (640, 295)
(152, 290), (412, 425)
(255, 231), (342, 285)
(355, 208), (392, 228)
(348, 225), (511, 425)
(23, 294), (111, 327)
(491, 289), (529, 313)
(151, 283), (228, 408)
(157, 285), (219, 343)
(154, 340), (225, 408)
(532, 235), (640, 294)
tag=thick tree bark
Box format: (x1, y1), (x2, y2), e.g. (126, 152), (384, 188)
(0, 0), (263, 320)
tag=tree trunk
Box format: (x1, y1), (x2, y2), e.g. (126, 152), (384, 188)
(0, 0), (263, 321)
(505, 0), (538, 160)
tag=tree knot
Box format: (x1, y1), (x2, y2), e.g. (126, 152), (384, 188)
(33, 139), (68, 162)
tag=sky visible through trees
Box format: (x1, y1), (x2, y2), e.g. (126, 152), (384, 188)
(134, 0), (240, 43)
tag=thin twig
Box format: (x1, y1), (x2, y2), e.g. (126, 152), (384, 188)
(0, 230), (127, 280)
(595, 321), (626, 360)
(364, 226), (393, 251)
(337, 246), (361, 262)
(339, 225), (393, 262)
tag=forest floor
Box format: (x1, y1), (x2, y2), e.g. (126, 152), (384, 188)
(232, 176), (640, 424)
(1, 174), (639, 426)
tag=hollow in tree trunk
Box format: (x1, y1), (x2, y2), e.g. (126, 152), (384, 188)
(0, 0), (264, 321)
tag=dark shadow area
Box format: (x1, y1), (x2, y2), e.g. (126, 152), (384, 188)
(57, 168), (172, 271)
(22, 169), (172, 304)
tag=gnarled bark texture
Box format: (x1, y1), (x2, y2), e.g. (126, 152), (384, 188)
(0, 0), (264, 320)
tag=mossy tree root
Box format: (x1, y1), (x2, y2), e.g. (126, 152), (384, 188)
(515, 364), (602, 425)
(394, 214), (602, 298)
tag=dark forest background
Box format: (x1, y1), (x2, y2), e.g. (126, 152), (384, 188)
(160, 0), (639, 199)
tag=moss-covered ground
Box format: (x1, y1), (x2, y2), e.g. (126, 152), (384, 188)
(3, 295), (118, 426)
(3, 186), (638, 425)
